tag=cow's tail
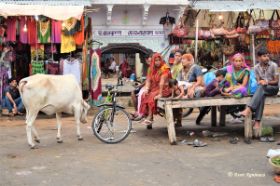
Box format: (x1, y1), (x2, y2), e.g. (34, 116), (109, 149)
(19, 80), (28, 94)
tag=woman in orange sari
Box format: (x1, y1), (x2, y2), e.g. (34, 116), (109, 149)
(140, 53), (171, 126)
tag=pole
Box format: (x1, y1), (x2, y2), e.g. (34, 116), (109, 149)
(251, 34), (256, 67)
(195, 18), (199, 63)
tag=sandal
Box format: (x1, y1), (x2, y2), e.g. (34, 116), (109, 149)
(141, 119), (153, 126)
(17, 112), (24, 116)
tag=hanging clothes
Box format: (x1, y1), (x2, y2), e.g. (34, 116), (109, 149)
(27, 17), (37, 44)
(31, 60), (45, 74)
(30, 44), (44, 60)
(61, 34), (76, 53)
(74, 16), (84, 45)
(37, 20), (51, 43)
(46, 61), (60, 75)
(51, 20), (62, 43)
(19, 17), (28, 44)
(6, 17), (16, 42)
(90, 49), (102, 104)
(63, 58), (81, 85)
(82, 41), (89, 90)
(62, 18), (81, 36)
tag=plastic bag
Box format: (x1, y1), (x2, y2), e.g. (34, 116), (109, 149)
(248, 70), (258, 95)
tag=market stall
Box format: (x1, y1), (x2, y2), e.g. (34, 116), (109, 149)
(0, 0), (99, 111)
(168, 1), (280, 70)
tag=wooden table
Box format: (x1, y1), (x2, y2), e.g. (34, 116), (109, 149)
(157, 95), (280, 145)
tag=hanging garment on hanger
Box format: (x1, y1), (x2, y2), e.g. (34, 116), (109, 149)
(31, 60), (45, 74)
(90, 49), (102, 103)
(30, 44), (44, 61)
(74, 16), (84, 45)
(62, 18), (81, 36)
(51, 20), (62, 43)
(6, 17), (16, 42)
(19, 17), (28, 44)
(82, 41), (88, 90)
(63, 58), (81, 85)
(37, 20), (51, 43)
(61, 34), (76, 53)
(46, 60), (60, 75)
(27, 17), (37, 44)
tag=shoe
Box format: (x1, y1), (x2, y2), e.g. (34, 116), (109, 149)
(133, 115), (144, 121)
(229, 137), (239, 144)
(244, 138), (252, 144)
(230, 118), (243, 124)
(17, 112), (24, 116)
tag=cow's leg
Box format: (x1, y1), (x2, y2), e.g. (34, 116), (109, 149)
(56, 112), (63, 143)
(74, 107), (83, 141)
(32, 126), (40, 143)
(26, 110), (39, 149)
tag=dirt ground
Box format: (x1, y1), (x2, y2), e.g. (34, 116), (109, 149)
(1, 105), (280, 186)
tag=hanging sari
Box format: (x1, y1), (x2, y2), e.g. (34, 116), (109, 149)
(140, 53), (171, 115)
(224, 64), (250, 97)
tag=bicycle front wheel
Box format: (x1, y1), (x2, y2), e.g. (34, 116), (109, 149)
(92, 107), (132, 144)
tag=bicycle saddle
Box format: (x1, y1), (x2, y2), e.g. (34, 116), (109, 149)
(105, 84), (114, 91)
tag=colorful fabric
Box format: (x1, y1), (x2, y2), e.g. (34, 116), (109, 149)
(140, 53), (171, 115)
(224, 65), (250, 97)
(51, 20), (62, 43)
(31, 44), (44, 60)
(31, 60), (45, 74)
(27, 17), (37, 44)
(62, 18), (81, 36)
(19, 17), (28, 44)
(6, 17), (16, 42)
(37, 20), (51, 43)
(61, 34), (76, 53)
(90, 50), (102, 104)
(74, 16), (84, 45)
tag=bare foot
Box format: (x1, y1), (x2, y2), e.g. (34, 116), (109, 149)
(253, 121), (260, 129)
(240, 107), (251, 117)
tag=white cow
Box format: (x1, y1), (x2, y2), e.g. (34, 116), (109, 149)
(19, 74), (91, 149)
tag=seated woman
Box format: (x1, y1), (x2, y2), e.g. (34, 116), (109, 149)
(139, 53), (171, 126)
(176, 53), (205, 98)
(222, 53), (250, 98)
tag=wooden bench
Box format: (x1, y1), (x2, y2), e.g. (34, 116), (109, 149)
(157, 95), (280, 145)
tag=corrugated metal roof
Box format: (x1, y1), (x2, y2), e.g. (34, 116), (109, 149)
(0, 0), (91, 6)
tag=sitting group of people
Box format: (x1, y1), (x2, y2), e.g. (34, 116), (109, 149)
(130, 48), (279, 130)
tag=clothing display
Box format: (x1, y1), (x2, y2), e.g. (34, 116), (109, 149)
(19, 17), (28, 44)
(51, 20), (62, 43)
(74, 16), (84, 45)
(27, 17), (37, 44)
(37, 20), (51, 43)
(90, 50), (102, 103)
(6, 17), (16, 42)
(31, 60), (45, 74)
(62, 58), (81, 85)
(61, 34), (76, 53)
(46, 60), (60, 75)
(62, 18), (81, 36)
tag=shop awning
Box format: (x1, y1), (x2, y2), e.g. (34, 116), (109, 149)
(193, 0), (280, 12)
(0, 0), (91, 20)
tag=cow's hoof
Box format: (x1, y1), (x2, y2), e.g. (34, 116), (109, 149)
(78, 137), (84, 141)
(34, 139), (40, 143)
(30, 145), (38, 149)
(57, 139), (63, 143)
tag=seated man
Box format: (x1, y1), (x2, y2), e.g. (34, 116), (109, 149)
(4, 78), (24, 116)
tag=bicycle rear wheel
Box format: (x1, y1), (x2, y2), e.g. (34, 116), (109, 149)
(92, 107), (132, 144)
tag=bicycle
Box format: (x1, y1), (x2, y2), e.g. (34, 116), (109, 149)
(92, 76), (132, 144)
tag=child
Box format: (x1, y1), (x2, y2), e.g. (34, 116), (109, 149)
(205, 70), (225, 97)
(169, 79), (185, 98)
(169, 79), (184, 127)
